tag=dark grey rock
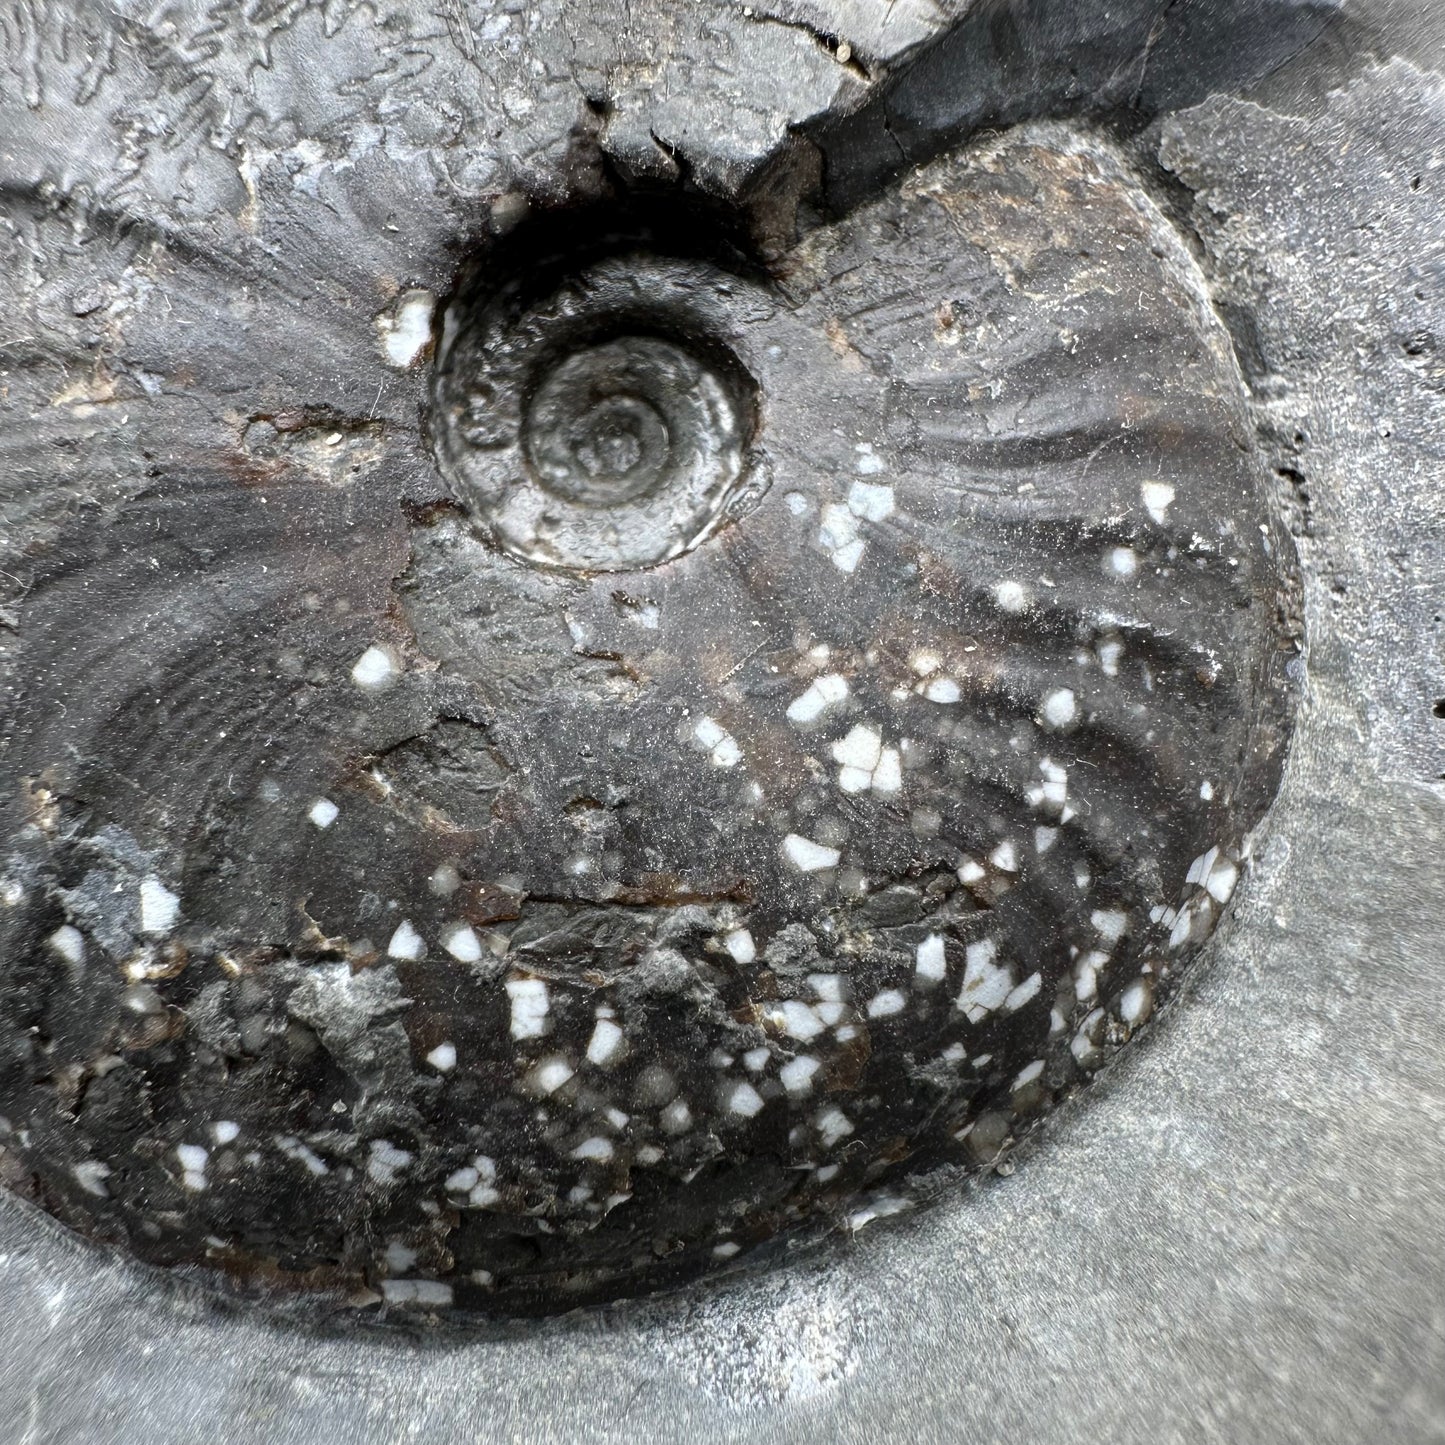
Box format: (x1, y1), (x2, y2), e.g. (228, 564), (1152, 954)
(0, 0), (1440, 1439)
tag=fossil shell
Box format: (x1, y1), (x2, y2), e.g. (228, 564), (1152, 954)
(0, 122), (1297, 1315)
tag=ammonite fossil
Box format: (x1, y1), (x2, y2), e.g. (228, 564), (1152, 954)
(0, 75), (1298, 1316)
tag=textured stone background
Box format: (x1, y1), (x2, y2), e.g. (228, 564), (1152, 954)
(0, 0), (1441, 1441)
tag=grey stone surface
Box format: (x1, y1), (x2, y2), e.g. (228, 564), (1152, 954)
(0, 1), (1442, 1442)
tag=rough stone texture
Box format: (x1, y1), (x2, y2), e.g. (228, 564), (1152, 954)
(0, 0), (1442, 1440)
(812, 0), (1342, 210)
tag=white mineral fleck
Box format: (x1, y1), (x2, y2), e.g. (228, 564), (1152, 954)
(1141, 479), (1176, 524)
(915, 933), (947, 983)
(506, 977), (550, 1039)
(867, 988), (907, 1018)
(1040, 687), (1077, 729)
(139, 877), (180, 935)
(48, 925), (84, 965)
(308, 798), (339, 829)
(586, 1017), (625, 1066)
(350, 644), (397, 691)
(442, 923), (483, 963)
(378, 289), (435, 369)
(386, 920), (425, 961)
(781, 834), (840, 872)
(723, 927), (756, 964)
(725, 1080), (766, 1118)
(779, 1055), (820, 1094)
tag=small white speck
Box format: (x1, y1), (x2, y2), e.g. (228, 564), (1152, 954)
(381, 1278), (453, 1308)
(139, 877), (180, 935)
(426, 1042), (457, 1072)
(506, 977), (550, 1039)
(1120, 978), (1153, 1025)
(1004, 972), (1041, 1012)
(1014, 1060), (1045, 1089)
(442, 923), (483, 963)
(777, 999), (826, 1041)
(723, 928), (756, 964)
(1141, 480), (1176, 524)
(815, 1106), (853, 1148)
(847, 479), (894, 519)
(781, 834), (840, 873)
(872, 747), (902, 795)
(713, 1240), (742, 1259)
(586, 1017), (624, 1066)
(743, 1046), (770, 1071)
(780, 1055), (820, 1094)
(853, 443), (886, 476)
(48, 925), (84, 966)
(958, 858), (986, 885)
(726, 1080), (766, 1118)
(367, 1139), (412, 1186)
(661, 1098), (692, 1133)
(176, 1143), (208, 1174)
(429, 863), (461, 896)
(847, 1194), (912, 1231)
(530, 1057), (574, 1094)
(694, 715), (725, 748)
(1186, 847), (1219, 887)
(819, 504), (865, 571)
(711, 735), (742, 768)
(380, 1243), (418, 1277)
(832, 723), (882, 773)
(995, 580), (1028, 613)
(1091, 909), (1128, 945)
(786, 673), (849, 725)
(308, 798), (339, 830)
(386, 920), (425, 961)
(121, 982), (161, 1014)
(1206, 857), (1239, 904)
(1107, 546), (1139, 578)
(277, 1135), (329, 1176)
(350, 644), (397, 691)
(957, 938), (1013, 1023)
(923, 677), (961, 704)
(867, 988), (906, 1018)
(378, 289), (435, 369)
(989, 840), (1018, 873)
(1074, 949), (1108, 1002)
(571, 1136), (615, 1162)
(72, 1160), (111, 1197)
(916, 934), (947, 983)
(1200, 780), (1215, 801)
(1040, 688), (1077, 730)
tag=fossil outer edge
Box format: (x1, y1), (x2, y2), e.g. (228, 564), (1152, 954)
(0, 122), (1298, 1315)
